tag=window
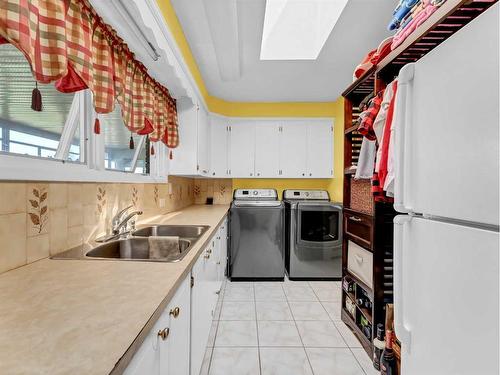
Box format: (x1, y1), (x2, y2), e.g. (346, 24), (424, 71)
(101, 103), (149, 174)
(0, 44), (83, 162)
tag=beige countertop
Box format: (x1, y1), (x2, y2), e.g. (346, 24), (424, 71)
(0, 204), (229, 375)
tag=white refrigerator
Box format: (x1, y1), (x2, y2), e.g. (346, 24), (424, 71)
(392, 3), (499, 375)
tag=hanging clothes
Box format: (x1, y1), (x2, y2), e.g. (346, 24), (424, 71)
(378, 81), (399, 191)
(374, 81), (396, 173)
(356, 89), (385, 181)
(358, 90), (385, 141)
(370, 80), (398, 202)
(355, 137), (377, 180)
(384, 83), (403, 196)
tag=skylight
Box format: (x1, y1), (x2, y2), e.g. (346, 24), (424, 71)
(260, 0), (349, 60)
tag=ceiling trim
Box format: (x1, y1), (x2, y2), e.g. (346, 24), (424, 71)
(203, 0), (241, 81)
(153, 0), (341, 116)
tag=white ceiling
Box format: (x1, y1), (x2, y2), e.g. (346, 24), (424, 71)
(170, 0), (396, 102)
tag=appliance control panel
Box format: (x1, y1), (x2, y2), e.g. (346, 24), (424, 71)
(283, 189), (330, 201)
(233, 189), (278, 200)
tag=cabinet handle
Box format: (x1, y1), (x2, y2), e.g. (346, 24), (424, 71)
(257, 173), (260, 176)
(213, 172), (215, 176)
(309, 173), (312, 176)
(216, 261), (221, 265)
(250, 173), (253, 176)
(204, 254), (211, 259)
(302, 173), (305, 176)
(215, 290), (221, 295)
(207, 249), (212, 254)
(158, 327), (170, 340)
(349, 216), (362, 222)
(169, 307), (180, 318)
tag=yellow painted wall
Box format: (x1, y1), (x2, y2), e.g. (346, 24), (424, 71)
(156, 1), (344, 201)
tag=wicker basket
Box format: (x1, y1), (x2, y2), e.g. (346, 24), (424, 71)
(350, 179), (374, 214)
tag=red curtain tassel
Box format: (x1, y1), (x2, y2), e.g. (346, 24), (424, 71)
(129, 134), (135, 149)
(150, 143), (155, 155)
(94, 118), (101, 134)
(31, 82), (42, 112)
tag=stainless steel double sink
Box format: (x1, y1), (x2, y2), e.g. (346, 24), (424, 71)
(52, 225), (209, 263)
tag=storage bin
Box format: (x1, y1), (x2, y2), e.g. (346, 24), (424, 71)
(347, 240), (373, 289)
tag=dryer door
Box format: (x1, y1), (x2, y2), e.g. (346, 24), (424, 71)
(296, 203), (342, 248)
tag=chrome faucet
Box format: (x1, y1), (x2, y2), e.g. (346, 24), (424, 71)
(113, 209), (143, 235)
(112, 205), (143, 235)
(95, 205), (143, 243)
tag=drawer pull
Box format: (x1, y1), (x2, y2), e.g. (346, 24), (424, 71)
(169, 307), (180, 318)
(204, 254), (210, 259)
(158, 327), (170, 340)
(349, 216), (362, 222)
(355, 254), (364, 263)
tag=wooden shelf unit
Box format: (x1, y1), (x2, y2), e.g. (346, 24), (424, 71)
(341, 2), (497, 363)
(376, 0), (497, 82)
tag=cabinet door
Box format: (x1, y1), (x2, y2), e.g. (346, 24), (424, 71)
(197, 105), (210, 176)
(255, 121), (280, 178)
(170, 99), (198, 175)
(165, 276), (191, 375)
(123, 332), (160, 375)
(190, 246), (218, 375)
(279, 121), (308, 178)
(229, 121), (255, 178)
(307, 121), (333, 178)
(210, 116), (229, 177)
(217, 219), (228, 282)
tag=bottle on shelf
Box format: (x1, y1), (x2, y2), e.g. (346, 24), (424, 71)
(380, 329), (396, 375)
(372, 323), (385, 370)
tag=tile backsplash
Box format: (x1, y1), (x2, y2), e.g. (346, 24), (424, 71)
(193, 178), (232, 205)
(0, 176), (213, 274)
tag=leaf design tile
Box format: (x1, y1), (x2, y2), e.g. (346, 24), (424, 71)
(26, 184), (49, 237)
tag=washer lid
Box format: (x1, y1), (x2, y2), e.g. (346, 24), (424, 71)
(233, 189), (278, 201)
(283, 189), (330, 201)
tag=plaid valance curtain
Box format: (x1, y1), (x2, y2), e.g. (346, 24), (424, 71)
(0, 0), (179, 148)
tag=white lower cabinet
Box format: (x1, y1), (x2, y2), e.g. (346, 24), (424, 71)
(124, 216), (228, 375)
(123, 276), (191, 375)
(190, 242), (219, 375)
(166, 277), (191, 375)
(217, 218), (228, 283)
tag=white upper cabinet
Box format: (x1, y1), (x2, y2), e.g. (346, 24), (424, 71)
(279, 121), (308, 178)
(169, 100), (211, 177)
(255, 122), (280, 178)
(173, 110), (333, 179)
(229, 121), (255, 178)
(210, 116), (230, 177)
(197, 105), (210, 176)
(307, 121), (333, 178)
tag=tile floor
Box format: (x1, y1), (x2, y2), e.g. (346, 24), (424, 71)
(200, 278), (378, 375)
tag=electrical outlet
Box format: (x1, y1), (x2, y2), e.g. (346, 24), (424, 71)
(159, 198), (166, 208)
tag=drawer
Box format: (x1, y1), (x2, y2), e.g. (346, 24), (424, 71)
(347, 241), (373, 289)
(344, 211), (373, 249)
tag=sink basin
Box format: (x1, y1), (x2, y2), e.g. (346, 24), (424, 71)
(52, 224), (209, 262)
(132, 225), (209, 238)
(85, 237), (192, 262)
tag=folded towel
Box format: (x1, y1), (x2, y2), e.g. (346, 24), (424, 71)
(148, 236), (180, 259)
(391, 3), (438, 50)
(388, 0), (421, 30)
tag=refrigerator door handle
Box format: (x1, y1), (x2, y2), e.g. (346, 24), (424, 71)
(394, 215), (412, 353)
(394, 63), (415, 214)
